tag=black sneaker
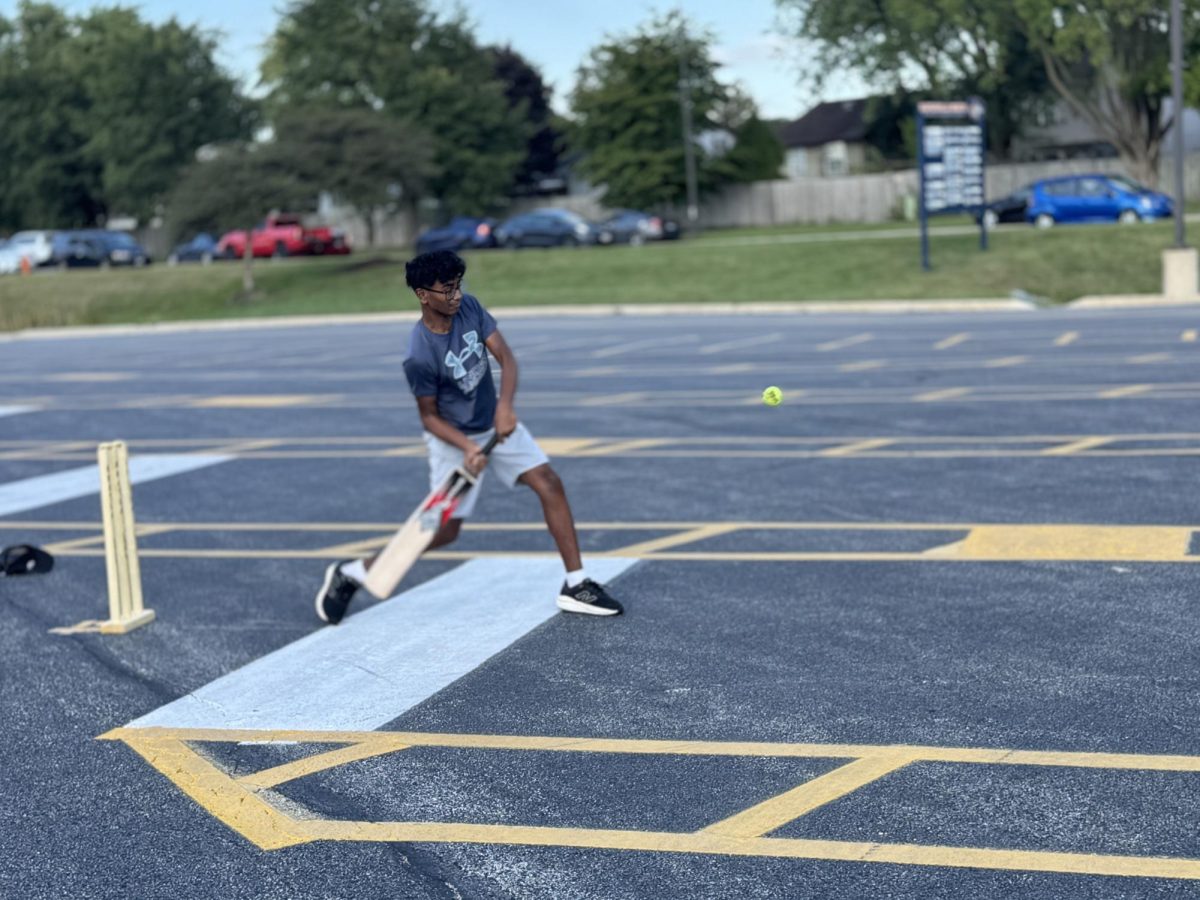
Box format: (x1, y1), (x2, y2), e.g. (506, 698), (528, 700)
(315, 560), (360, 625)
(556, 579), (623, 616)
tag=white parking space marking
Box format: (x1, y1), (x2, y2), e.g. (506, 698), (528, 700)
(0, 454), (232, 516)
(128, 556), (639, 732)
(0, 406), (34, 418)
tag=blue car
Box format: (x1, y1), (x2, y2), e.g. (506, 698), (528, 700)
(167, 233), (218, 264)
(415, 217), (498, 254)
(1026, 174), (1172, 228)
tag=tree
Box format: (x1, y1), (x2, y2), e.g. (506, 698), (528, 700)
(1013, 0), (1200, 186)
(570, 13), (743, 209)
(262, 0), (527, 213)
(775, 0), (1050, 158)
(274, 109), (437, 245)
(778, 0), (1200, 182)
(487, 45), (564, 193)
(71, 7), (256, 220)
(168, 143), (309, 295)
(0, 1), (253, 231)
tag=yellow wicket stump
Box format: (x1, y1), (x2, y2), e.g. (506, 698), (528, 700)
(51, 441), (155, 635)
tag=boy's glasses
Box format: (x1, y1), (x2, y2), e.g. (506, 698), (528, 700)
(423, 281), (461, 299)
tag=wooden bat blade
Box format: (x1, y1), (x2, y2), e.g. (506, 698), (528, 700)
(362, 469), (473, 599)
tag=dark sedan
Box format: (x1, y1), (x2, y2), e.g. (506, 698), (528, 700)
(415, 217), (498, 254)
(494, 209), (598, 248)
(976, 187), (1032, 228)
(167, 233), (217, 264)
(75, 230), (151, 266)
(596, 209), (681, 245)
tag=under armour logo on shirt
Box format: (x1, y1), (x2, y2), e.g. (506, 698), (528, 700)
(444, 331), (484, 379)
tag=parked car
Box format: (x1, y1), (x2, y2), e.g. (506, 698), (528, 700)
(217, 214), (351, 259)
(415, 217), (498, 254)
(976, 187), (1032, 228)
(53, 232), (109, 268)
(0, 241), (22, 275)
(74, 230), (151, 266)
(595, 209), (681, 245)
(167, 233), (217, 264)
(494, 209), (598, 248)
(7, 230), (56, 267)
(1024, 174), (1172, 227)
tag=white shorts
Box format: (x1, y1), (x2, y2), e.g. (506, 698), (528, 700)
(423, 422), (550, 519)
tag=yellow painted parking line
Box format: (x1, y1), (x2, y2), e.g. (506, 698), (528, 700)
(701, 753), (917, 839)
(15, 432), (1200, 460)
(1128, 353), (1172, 364)
(1183, 330), (1197, 342)
(33, 520), (1200, 563)
(1041, 437), (1111, 456)
(948, 525), (1192, 561)
(578, 392), (647, 406)
(1100, 385), (1151, 398)
(817, 333), (873, 352)
(819, 438), (895, 457)
(610, 523), (740, 556)
(838, 360), (886, 372)
(914, 387), (971, 402)
(699, 334), (782, 355)
(238, 742), (411, 791)
(190, 395), (341, 408)
(48, 372), (135, 382)
(710, 363), (756, 374)
(574, 438), (668, 455)
(100, 726), (1200, 879)
(984, 356), (1027, 368)
(934, 333), (970, 350)
(1055, 331), (1080, 346)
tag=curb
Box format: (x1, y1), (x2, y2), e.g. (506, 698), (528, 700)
(0, 298), (1034, 341)
(1069, 294), (1200, 309)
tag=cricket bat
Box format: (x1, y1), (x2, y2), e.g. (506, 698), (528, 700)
(362, 434), (499, 600)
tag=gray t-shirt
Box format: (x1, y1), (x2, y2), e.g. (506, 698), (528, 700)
(403, 293), (498, 433)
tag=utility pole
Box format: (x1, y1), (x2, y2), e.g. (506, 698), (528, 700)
(677, 22), (700, 225)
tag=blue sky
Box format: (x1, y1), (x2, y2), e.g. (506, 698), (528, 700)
(9, 0), (867, 120)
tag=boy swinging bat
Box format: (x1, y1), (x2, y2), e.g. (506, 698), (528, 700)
(314, 249), (622, 624)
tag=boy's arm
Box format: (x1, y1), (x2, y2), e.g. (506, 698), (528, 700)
(485, 329), (518, 438)
(416, 396), (488, 473)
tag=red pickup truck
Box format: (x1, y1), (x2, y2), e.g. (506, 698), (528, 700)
(216, 214), (351, 259)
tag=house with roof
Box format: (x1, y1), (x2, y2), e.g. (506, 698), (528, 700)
(778, 98), (872, 178)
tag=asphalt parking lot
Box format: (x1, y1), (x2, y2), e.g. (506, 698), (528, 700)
(2, 305), (1199, 898)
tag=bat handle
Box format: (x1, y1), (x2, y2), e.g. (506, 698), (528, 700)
(480, 432), (500, 456)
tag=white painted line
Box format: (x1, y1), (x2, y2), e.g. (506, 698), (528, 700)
(129, 556), (639, 732)
(0, 406), (34, 418)
(0, 454), (231, 516)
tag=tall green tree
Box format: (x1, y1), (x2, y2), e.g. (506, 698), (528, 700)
(778, 0), (1200, 182)
(776, 0), (1050, 159)
(571, 13), (775, 210)
(1014, 0), (1200, 186)
(0, 1), (253, 230)
(0, 3), (99, 229)
(274, 109), (437, 245)
(487, 45), (565, 193)
(262, 0), (527, 213)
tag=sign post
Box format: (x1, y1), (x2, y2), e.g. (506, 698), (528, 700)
(917, 99), (987, 271)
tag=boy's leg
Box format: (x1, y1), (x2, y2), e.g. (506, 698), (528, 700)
(516, 464), (581, 571)
(316, 518), (463, 625)
(518, 463), (622, 616)
(316, 430), (484, 625)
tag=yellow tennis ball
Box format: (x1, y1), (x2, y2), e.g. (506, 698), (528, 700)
(762, 386), (783, 407)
